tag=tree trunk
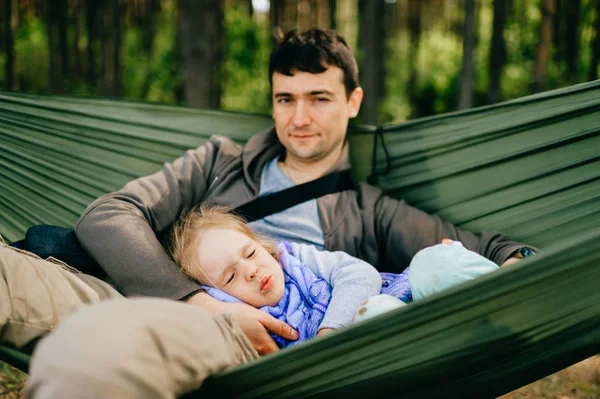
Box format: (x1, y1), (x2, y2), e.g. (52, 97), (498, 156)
(590, 0), (600, 81)
(110, 0), (122, 96)
(59, 0), (68, 78)
(270, 0), (285, 49)
(553, 0), (564, 63)
(358, 0), (386, 125)
(532, 0), (556, 93)
(174, 0), (185, 104)
(488, 0), (507, 104)
(458, 0), (476, 110)
(329, 0), (336, 29)
(72, 0), (82, 76)
(140, 0), (160, 98)
(3, 0), (14, 90)
(297, 0), (310, 31)
(565, 0), (581, 79)
(181, 0), (224, 108)
(99, 0), (122, 97)
(407, 0), (421, 117)
(47, 0), (64, 92)
(85, 0), (98, 88)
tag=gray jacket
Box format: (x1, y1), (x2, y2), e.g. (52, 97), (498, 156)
(76, 128), (530, 299)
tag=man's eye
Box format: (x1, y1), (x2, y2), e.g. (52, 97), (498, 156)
(277, 98), (291, 104)
(316, 97), (329, 102)
(246, 249), (256, 259)
(226, 273), (235, 285)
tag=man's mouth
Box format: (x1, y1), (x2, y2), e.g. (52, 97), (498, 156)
(260, 276), (273, 292)
(290, 132), (317, 139)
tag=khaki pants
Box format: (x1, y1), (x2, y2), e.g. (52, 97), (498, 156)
(0, 236), (258, 398)
(24, 299), (258, 399)
(0, 236), (122, 348)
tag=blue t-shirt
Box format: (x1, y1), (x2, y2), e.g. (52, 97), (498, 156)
(249, 157), (325, 250)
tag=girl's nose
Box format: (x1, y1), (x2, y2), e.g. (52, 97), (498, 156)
(246, 265), (259, 281)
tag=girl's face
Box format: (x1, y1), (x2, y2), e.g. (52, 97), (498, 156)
(196, 228), (285, 307)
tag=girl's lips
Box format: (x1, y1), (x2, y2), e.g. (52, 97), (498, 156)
(260, 276), (273, 292)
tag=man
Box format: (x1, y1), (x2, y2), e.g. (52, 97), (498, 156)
(3, 28), (533, 398)
(74, 28), (531, 354)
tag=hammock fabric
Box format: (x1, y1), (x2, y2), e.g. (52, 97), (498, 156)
(0, 81), (599, 398)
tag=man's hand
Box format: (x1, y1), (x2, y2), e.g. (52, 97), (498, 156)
(185, 291), (298, 355)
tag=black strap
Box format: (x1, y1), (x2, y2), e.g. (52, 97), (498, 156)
(367, 126), (392, 185)
(234, 170), (357, 223)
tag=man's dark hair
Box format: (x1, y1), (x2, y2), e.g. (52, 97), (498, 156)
(269, 28), (359, 98)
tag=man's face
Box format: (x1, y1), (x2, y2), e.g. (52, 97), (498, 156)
(271, 66), (363, 163)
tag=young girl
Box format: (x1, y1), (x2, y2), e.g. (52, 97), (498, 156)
(169, 204), (500, 348)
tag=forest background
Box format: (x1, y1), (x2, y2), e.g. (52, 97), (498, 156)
(1, 0), (599, 398)
(1, 0), (599, 124)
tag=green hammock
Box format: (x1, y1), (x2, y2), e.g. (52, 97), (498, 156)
(0, 81), (599, 397)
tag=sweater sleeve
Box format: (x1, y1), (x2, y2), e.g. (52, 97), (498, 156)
(371, 189), (539, 271)
(75, 141), (221, 300)
(291, 242), (381, 330)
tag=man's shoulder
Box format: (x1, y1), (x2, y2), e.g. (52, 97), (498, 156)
(207, 134), (243, 152)
(356, 181), (385, 205)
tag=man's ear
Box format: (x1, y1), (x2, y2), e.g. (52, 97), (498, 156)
(347, 87), (364, 118)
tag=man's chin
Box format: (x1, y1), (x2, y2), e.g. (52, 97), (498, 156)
(287, 147), (324, 161)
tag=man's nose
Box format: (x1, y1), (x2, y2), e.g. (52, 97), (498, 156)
(292, 101), (311, 127)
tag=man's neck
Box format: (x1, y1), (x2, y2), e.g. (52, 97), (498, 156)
(279, 149), (342, 184)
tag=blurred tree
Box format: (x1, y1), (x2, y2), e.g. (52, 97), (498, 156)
(0, 1), (4, 51)
(591, 0), (600, 80)
(270, 0), (284, 43)
(71, 0), (83, 77)
(284, 0), (298, 30)
(181, 0), (224, 107)
(100, 0), (123, 97)
(407, 0), (421, 116)
(359, 0), (385, 124)
(565, 0), (582, 79)
(3, 0), (14, 90)
(134, 0), (161, 98)
(297, 0), (317, 30)
(46, 0), (68, 93)
(533, 0), (555, 93)
(458, 0), (476, 109)
(329, 0), (336, 29)
(489, 0), (507, 104)
(85, 0), (99, 89)
(553, 0), (564, 64)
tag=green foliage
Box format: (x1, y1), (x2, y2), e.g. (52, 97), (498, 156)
(221, 5), (271, 114)
(14, 16), (49, 92)
(122, 1), (182, 104)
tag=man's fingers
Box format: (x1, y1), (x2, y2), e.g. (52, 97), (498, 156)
(260, 315), (298, 341)
(255, 335), (280, 356)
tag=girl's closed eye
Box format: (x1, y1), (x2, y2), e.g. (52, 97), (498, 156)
(246, 249), (256, 259)
(226, 272), (235, 285)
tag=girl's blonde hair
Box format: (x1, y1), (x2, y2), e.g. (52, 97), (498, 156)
(169, 203), (278, 285)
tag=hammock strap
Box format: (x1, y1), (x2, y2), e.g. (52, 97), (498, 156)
(367, 126), (391, 185)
